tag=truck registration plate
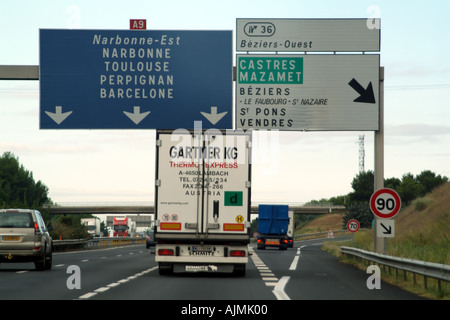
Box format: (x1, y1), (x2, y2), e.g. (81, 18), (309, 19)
(191, 246), (212, 252)
(266, 239), (280, 245)
(2, 236), (20, 241)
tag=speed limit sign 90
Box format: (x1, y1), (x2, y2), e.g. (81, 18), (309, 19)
(370, 188), (401, 219)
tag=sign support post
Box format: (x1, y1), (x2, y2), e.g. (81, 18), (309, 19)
(374, 66), (385, 254)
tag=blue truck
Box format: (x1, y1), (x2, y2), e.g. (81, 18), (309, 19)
(257, 205), (290, 250)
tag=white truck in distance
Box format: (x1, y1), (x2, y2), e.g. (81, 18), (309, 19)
(154, 130), (251, 276)
(81, 217), (101, 238)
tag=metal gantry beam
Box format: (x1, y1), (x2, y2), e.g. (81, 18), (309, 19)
(44, 205), (154, 215)
(44, 204), (345, 215)
(0, 65), (39, 80)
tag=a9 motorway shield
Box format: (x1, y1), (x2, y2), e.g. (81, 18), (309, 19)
(370, 188), (402, 219)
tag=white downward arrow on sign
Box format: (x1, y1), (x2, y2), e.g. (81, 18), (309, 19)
(200, 106), (228, 125)
(45, 106), (73, 125)
(123, 106), (151, 125)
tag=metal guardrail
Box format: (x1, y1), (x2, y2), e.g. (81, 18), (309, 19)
(341, 246), (450, 291)
(53, 236), (146, 248)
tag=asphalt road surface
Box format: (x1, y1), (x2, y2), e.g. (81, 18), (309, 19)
(0, 236), (424, 303)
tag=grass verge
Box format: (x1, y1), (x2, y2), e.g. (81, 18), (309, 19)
(322, 230), (449, 300)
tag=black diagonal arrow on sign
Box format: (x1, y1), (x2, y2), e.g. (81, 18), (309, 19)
(380, 222), (392, 235)
(348, 78), (376, 104)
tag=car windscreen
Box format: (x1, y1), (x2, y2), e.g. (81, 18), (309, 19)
(0, 211), (33, 228)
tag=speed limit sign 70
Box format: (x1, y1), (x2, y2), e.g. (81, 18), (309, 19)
(347, 219), (360, 233)
(370, 188), (401, 219)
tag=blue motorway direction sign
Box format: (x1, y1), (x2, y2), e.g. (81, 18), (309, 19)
(40, 29), (232, 129)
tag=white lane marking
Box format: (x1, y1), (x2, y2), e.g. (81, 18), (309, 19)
(262, 277), (278, 282)
(78, 292), (97, 299)
(273, 276), (291, 300)
(249, 247), (281, 293)
(249, 245), (299, 300)
(107, 282), (120, 288)
(289, 245), (305, 271)
(289, 256), (300, 271)
(77, 266), (158, 300)
(260, 272), (275, 277)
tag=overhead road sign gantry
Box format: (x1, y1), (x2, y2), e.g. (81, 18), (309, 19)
(236, 18), (380, 52)
(40, 29), (232, 130)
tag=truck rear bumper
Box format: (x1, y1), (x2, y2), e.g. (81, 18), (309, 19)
(155, 243), (248, 274)
(256, 235), (288, 250)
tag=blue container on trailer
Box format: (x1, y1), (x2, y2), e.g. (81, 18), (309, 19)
(258, 205), (289, 235)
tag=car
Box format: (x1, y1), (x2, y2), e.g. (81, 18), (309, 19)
(0, 209), (53, 271)
(146, 231), (156, 248)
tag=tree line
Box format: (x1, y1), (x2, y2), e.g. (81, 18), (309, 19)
(0, 152), (50, 209)
(0, 152), (89, 240)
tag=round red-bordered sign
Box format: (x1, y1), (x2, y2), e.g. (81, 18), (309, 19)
(370, 188), (401, 219)
(347, 219), (360, 233)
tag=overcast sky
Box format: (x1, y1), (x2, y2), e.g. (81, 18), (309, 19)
(1, 0), (449, 205)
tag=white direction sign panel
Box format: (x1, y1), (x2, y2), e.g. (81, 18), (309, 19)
(236, 19), (381, 52)
(236, 54), (380, 131)
(376, 219), (395, 238)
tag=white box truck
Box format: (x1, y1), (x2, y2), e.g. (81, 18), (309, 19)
(154, 130), (251, 276)
(81, 217), (101, 238)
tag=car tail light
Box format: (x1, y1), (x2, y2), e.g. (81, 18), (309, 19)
(230, 250), (246, 257)
(158, 249), (174, 256)
(34, 222), (40, 234)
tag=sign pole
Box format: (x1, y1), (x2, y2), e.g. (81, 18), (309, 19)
(374, 66), (385, 254)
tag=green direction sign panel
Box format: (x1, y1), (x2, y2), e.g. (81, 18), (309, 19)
(237, 56), (303, 84)
(225, 191), (243, 206)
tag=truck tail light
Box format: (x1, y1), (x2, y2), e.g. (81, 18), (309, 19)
(158, 249), (174, 256)
(230, 250), (246, 257)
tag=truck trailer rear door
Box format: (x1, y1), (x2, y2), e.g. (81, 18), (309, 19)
(202, 131), (251, 236)
(155, 130), (251, 237)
